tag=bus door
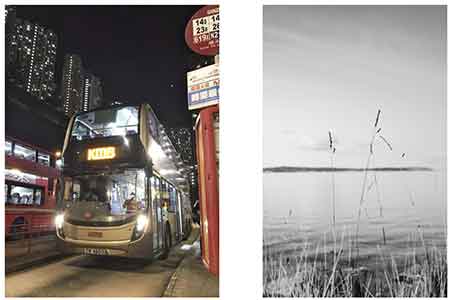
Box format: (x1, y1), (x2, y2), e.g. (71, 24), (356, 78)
(159, 180), (167, 244)
(175, 190), (183, 239)
(169, 186), (181, 240)
(151, 176), (164, 250)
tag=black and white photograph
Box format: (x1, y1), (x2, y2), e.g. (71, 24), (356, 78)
(263, 5), (447, 297)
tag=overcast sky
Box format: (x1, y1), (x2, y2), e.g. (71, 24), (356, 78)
(263, 6), (446, 169)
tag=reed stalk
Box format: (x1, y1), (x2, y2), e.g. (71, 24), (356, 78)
(328, 130), (336, 228)
(355, 109), (381, 260)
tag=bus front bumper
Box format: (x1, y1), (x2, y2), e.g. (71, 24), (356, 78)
(56, 233), (154, 259)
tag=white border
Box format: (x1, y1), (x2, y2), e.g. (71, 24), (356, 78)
(1, 1), (450, 299)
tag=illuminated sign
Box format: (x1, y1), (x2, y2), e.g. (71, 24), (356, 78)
(87, 147), (116, 161)
(187, 63), (219, 110)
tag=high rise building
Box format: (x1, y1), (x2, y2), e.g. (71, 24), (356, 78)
(5, 6), (17, 75)
(6, 7), (58, 101)
(167, 127), (195, 165)
(81, 73), (103, 111)
(61, 54), (83, 116)
(167, 127), (198, 201)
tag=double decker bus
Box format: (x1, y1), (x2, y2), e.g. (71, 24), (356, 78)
(55, 104), (192, 259)
(5, 137), (60, 238)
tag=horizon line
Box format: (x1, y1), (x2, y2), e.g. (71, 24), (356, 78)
(264, 166), (434, 172)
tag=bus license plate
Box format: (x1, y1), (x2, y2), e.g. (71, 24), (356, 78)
(83, 248), (110, 255)
(88, 231), (103, 238)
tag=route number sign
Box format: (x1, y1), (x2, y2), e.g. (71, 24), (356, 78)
(185, 5), (219, 56)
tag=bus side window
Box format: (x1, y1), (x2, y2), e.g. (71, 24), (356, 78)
(34, 188), (43, 205)
(10, 185), (34, 205)
(5, 183), (10, 204)
(63, 178), (73, 201)
(73, 183), (81, 201)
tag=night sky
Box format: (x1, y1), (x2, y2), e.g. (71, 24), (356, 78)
(14, 5), (212, 128)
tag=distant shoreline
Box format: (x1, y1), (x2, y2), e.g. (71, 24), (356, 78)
(263, 166), (434, 173)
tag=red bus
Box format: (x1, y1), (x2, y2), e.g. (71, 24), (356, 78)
(5, 137), (60, 238)
(195, 105), (219, 275)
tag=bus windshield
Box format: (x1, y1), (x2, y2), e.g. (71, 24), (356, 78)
(62, 169), (146, 216)
(71, 106), (139, 141)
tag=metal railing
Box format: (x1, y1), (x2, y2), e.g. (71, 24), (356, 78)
(5, 223), (57, 258)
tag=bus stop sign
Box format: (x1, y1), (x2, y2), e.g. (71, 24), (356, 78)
(185, 5), (219, 56)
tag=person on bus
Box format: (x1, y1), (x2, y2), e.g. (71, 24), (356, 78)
(84, 188), (99, 202)
(123, 192), (138, 213)
(10, 192), (20, 204)
(162, 201), (169, 223)
(84, 177), (108, 202)
(95, 176), (109, 203)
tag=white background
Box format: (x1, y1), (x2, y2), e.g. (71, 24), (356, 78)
(0, 0), (450, 299)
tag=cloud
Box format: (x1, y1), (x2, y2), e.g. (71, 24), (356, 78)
(296, 133), (340, 152)
(295, 132), (372, 155)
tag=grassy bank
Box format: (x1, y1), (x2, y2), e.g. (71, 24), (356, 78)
(263, 235), (447, 297)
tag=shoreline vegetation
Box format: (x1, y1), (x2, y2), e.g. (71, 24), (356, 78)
(263, 166), (433, 173)
(263, 230), (447, 297)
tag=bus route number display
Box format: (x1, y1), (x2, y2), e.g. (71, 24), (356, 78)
(87, 147), (116, 161)
(185, 5), (219, 56)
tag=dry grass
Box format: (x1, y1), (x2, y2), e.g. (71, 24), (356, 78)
(263, 229), (447, 297)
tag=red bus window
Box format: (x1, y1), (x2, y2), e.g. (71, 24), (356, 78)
(34, 188), (43, 205)
(5, 140), (13, 156)
(14, 143), (36, 162)
(5, 184), (9, 203)
(6, 184), (44, 206)
(9, 185), (34, 205)
(37, 152), (50, 166)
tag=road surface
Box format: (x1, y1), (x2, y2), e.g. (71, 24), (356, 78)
(5, 247), (187, 297)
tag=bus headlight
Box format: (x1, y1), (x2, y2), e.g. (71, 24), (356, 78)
(55, 213), (65, 229)
(136, 214), (148, 232)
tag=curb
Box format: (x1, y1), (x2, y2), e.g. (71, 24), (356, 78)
(162, 230), (201, 297)
(163, 263), (181, 297)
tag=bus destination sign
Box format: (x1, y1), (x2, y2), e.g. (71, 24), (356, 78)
(184, 5), (219, 56)
(87, 147), (116, 161)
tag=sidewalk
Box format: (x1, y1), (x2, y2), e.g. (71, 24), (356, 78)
(164, 227), (219, 297)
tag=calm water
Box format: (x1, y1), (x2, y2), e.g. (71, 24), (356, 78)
(263, 170), (447, 260)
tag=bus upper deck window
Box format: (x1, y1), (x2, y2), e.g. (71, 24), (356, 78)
(5, 140), (12, 156)
(38, 152), (50, 166)
(14, 143), (36, 162)
(72, 106), (139, 140)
